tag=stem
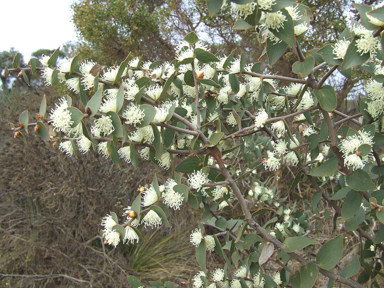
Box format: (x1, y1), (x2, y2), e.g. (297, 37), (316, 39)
(191, 61), (201, 128)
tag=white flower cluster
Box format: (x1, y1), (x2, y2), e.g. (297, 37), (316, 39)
(189, 229), (216, 252)
(162, 179), (184, 210)
(254, 109), (269, 130)
(365, 79), (384, 119)
(339, 130), (374, 170)
(188, 170), (209, 191)
(263, 151), (281, 171)
(50, 97), (73, 133)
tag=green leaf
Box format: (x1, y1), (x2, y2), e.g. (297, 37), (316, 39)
(19, 110), (29, 134)
(173, 184), (189, 203)
(341, 190), (363, 221)
(270, 9), (295, 46)
(316, 235), (343, 269)
(299, 262), (319, 288)
(29, 58), (39, 74)
(373, 225), (384, 244)
(47, 47), (60, 67)
(127, 276), (143, 288)
(206, 0), (223, 16)
(284, 236), (319, 253)
(70, 53), (80, 73)
(51, 67), (58, 86)
(353, 3), (379, 31)
(85, 87), (103, 117)
(341, 38), (370, 71)
(151, 124), (162, 159)
(267, 38), (288, 65)
(130, 143), (139, 168)
(346, 169), (376, 191)
(233, 17), (253, 30)
(136, 105), (156, 127)
(131, 193), (141, 220)
(113, 54), (130, 84)
(39, 94), (47, 118)
(376, 209), (384, 224)
(367, 6), (384, 23)
(194, 48), (220, 63)
(341, 255), (360, 278)
(316, 44), (343, 65)
(135, 77), (150, 89)
(21, 70), (29, 86)
(292, 56), (315, 78)
(106, 111), (123, 137)
(196, 240), (207, 272)
(36, 121), (50, 141)
(184, 70), (195, 87)
(184, 31), (199, 44)
(111, 224), (125, 239)
(308, 134), (320, 150)
(107, 142), (120, 169)
(12, 52), (22, 68)
(223, 49), (236, 69)
(151, 205), (170, 228)
(160, 72), (176, 100)
(197, 78), (221, 88)
(357, 144), (371, 157)
(229, 74), (240, 93)
(67, 107), (84, 128)
(319, 120), (328, 141)
(312, 85), (337, 111)
(115, 85), (125, 113)
(175, 156), (201, 173)
(208, 132), (224, 146)
(331, 187), (351, 200)
(309, 157), (338, 177)
(188, 192), (199, 209)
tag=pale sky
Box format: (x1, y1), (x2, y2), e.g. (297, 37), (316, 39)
(1, 0), (78, 62)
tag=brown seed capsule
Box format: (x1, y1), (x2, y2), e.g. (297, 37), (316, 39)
(201, 230), (206, 236)
(18, 122), (24, 128)
(371, 202), (378, 208)
(36, 113), (44, 120)
(127, 210), (137, 218)
(86, 107), (92, 115)
(34, 125), (39, 132)
(14, 131), (20, 138)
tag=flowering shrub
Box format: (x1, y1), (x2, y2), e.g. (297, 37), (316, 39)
(6, 1), (384, 287)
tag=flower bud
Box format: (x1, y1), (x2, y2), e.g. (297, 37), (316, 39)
(17, 71), (23, 77)
(36, 113), (44, 120)
(34, 125), (39, 132)
(18, 122), (24, 128)
(127, 210), (137, 218)
(14, 131), (20, 138)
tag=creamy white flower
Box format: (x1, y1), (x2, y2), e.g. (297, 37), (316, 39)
(123, 226), (139, 244)
(295, 22), (309, 36)
(229, 57), (241, 74)
(216, 86), (230, 104)
(118, 146), (131, 163)
(40, 55), (50, 67)
(212, 186), (229, 201)
(91, 115), (115, 137)
(230, 279), (241, 288)
(162, 180), (184, 210)
(123, 78), (140, 100)
(226, 112), (238, 127)
(65, 77), (80, 94)
(273, 140), (288, 155)
(177, 138), (186, 149)
(212, 268), (225, 282)
(267, 94), (285, 110)
(42, 67), (54, 86)
(333, 39), (351, 60)
(154, 106), (169, 122)
(129, 57), (140, 68)
(356, 33), (380, 58)
(77, 135), (92, 153)
(285, 83), (303, 96)
(261, 11), (287, 31)
(146, 84), (163, 101)
(271, 120), (286, 138)
(296, 92), (314, 111)
(58, 58), (71, 82)
(247, 76), (263, 92)
(263, 151), (281, 171)
(139, 147), (150, 160)
(366, 99), (384, 119)
(253, 271), (265, 288)
(201, 64), (216, 79)
(157, 152), (171, 169)
(205, 235), (216, 252)
(104, 88), (119, 99)
(254, 109), (268, 130)
(130, 126), (154, 144)
(286, 5), (301, 21)
(142, 185), (159, 206)
(367, 12), (384, 27)
(123, 104), (145, 126)
(218, 201), (229, 210)
(302, 125), (317, 137)
(50, 97), (73, 133)
(234, 266), (247, 278)
(104, 230), (120, 247)
(97, 141), (109, 158)
(344, 153), (365, 170)
(192, 271), (206, 288)
(141, 210), (162, 229)
(188, 170), (209, 190)
(365, 80), (384, 101)
(183, 85), (196, 98)
(102, 66), (119, 82)
(284, 151), (299, 166)
(236, 84), (247, 98)
(80, 60), (97, 90)
(272, 271), (282, 285)
(190, 228), (203, 247)
(101, 214), (117, 232)
(231, 2), (257, 18)
(258, 0), (276, 11)
(99, 97), (117, 113)
(59, 141), (74, 157)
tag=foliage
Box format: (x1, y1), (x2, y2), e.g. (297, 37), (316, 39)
(6, 1), (384, 288)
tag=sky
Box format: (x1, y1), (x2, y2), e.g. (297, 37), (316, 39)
(1, 0), (78, 62)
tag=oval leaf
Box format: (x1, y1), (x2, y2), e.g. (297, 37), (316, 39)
(194, 48), (219, 63)
(86, 87), (103, 117)
(175, 156), (202, 173)
(346, 169), (376, 191)
(292, 56), (315, 78)
(284, 236), (319, 253)
(316, 235), (343, 269)
(312, 85), (337, 112)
